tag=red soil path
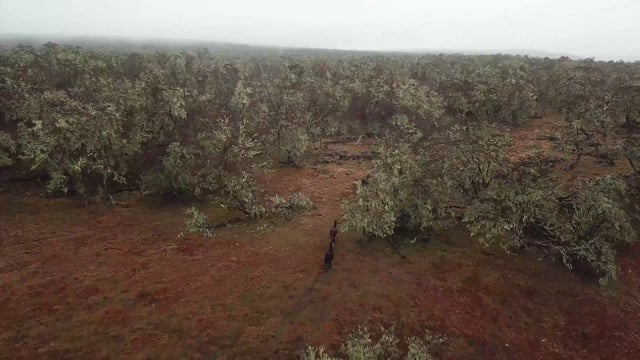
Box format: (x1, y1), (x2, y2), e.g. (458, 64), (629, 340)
(1, 122), (640, 359)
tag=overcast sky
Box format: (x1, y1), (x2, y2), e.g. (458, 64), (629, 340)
(0, 0), (639, 60)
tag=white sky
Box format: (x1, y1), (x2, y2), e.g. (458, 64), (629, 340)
(1, 0), (639, 60)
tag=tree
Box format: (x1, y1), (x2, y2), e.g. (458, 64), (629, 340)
(15, 84), (143, 197)
(0, 131), (14, 168)
(392, 79), (444, 131)
(464, 171), (636, 284)
(141, 116), (263, 199)
(557, 99), (623, 167)
(299, 74), (348, 146)
(622, 137), (640, 174)
(341, 117), (451, 238)
(343, 116), (637, 285)
(439, 122), (513, 203)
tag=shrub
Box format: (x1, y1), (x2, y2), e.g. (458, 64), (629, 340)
(141, 142), (216, 198)
(343, 116), (636, 285)
(440, 122), (513, 203)
(14, 84), (142, 198)
(405, 331), (447, 360)
(222, 171), (267, 219)
(300, 325), (446, 360)
(141, 117), (263, 199)
(562, 176), (637, 284)
(0, 131), (14, 168)
(341, 117), (451, 238)
(338, 326), (400, 360)
(281, 128), (310, 167)
(179, 207), (214, 238)
(464, 174), (637, 284)
(299, 346), (337, 360)
(269, 192), (314, 220)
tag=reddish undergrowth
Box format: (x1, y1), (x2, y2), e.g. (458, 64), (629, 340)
(1, 119), (639, 359)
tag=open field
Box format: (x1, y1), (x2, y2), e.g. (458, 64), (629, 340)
(2, 117), (640, 359)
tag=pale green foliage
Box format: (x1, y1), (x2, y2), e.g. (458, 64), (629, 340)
(405, 332), (447, 360)
(463, 179), (559, 251)
(244, 62), (311, 163)
(341, 326), (400, 360)
(282, 128), (311, 166)
(142, 116), (262, 198)
(461, 152), (558, 247)
(269, 192), (314, 220)
(342, 117), (451, 238)
(345, 113), (636, 284)
(223, 171), (267, 219)
(16, 87), (139, 196)
(300, 75), (349, 143)
(180, 207), (214, 238)
(440, 122), (513, 203)
(418, 56), (537, 124)
(142, 142), (208, 197)
(300, 326), (445, 360)
(341, 171), (400, 238)
(464, 173), (636, 284)
(250, 68), (318, 165)
(392, 80), (444, 127)
(557, 100), (622, 164)
(557, 119), (591, 161)
(0, 131), (15, 168)
(45, 170), (71, 195)
(565, 176), (636, 284)
(2, 46), (267, 201)
(470, 63), (537, 124)
(300, 346), (338, 360)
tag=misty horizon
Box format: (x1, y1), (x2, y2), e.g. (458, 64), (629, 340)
(1, 0), (639, 61)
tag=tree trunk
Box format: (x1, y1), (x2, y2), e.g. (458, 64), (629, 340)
(626, 155), (639, 174)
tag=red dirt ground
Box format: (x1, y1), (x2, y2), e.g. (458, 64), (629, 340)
(1, 118), (640, 359)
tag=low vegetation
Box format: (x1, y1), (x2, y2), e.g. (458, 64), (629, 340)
(179, 191), (315, 238)
(269, 192), (315, 220)
(300, 325), (447, 360)
(179, 206), (215, 238)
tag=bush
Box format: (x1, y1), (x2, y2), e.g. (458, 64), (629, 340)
(269, 192), (314, 220)
(300, 325), (446, 360)
(341, 117), (451, 238)
(405, 332), (447, 360)
(343, 116), (637, 285)
(222, 171), (267, 219)
(141, 142), (217, 198)
(299, 347), (337, 360)
(562, 176), (637, 284)
(440, 122), (513, 203)
(141, 117), (263, 199)
(0, 131), (14, 168)
(179, 207), (214, 238)
(464, 174), (637, 285)
(281, 129), (310, 167)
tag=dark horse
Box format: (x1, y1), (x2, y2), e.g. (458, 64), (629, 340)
(324, 242), (335, 270)
(329, 220), (338, 245)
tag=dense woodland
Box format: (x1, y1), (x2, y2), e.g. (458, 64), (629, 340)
(1, 43), (640, 291)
